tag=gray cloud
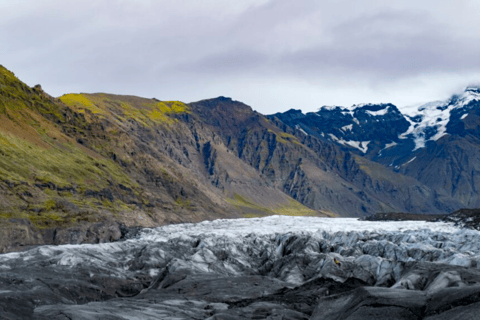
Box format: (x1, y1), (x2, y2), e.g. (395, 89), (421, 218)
(297, 11), (480, 76)
(1, 0), (480, 113)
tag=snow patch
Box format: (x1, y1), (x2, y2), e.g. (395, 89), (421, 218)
(378, 142), (397, 156)
(295, 125), (308, 136)
(461, 114), (468, 120)
(338, 140), (370, 153)
(385, 142), (397, 149)
(399, 88), (480, 150)
(404, 156), (416, 165)
(341, 124), (353, 131)
(329, 134), (339, 141)
(366, 107), (389, 117)
(321, 106), (341, 111)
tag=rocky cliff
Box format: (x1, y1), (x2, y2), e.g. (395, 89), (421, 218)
(191, 97), (461, 216)
(0, 66), (325, 252)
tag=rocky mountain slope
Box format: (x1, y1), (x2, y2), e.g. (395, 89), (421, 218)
(0, 64), (474, 251)
(272, 86), (480, 209)
(0, 65), (319, 252)
(191, 97), (461, 216)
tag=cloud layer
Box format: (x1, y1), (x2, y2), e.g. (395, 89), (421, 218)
(1, 0), (480, 113)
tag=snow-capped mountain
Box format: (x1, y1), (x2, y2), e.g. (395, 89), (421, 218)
(274, 103), (409, 155)
(272, 86), (480, 157)
(401, 86), (480, 150)
(270, 86), (480, 208)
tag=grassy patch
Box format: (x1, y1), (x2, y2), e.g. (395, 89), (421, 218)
(226, 194), (270, 213)
(58, 93), (190, 126)
(27, 211), (66, 228)
(268, 130), (302, 146)
(0, 67), (152, 229)
(175, 197), (192, 209)
(59, 94), (105, 115)
(0, 131), (135, 190)
(227, 194), (320, 217)
(272, 199), (317, 216)
(0, 65), (64, 120)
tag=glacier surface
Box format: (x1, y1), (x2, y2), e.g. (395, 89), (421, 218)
(3, 216), (480, 319)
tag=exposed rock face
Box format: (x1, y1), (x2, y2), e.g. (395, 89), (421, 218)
(191, 97), (462, 217)
(3, 216), (480, 319)
(441, 208), (480, 230)
(0, 66), (321, 252)
(271, 86), (480, 211)
(273, 103), (410, 150)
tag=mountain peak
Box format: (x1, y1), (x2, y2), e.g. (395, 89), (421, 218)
(285, 108), (303, 114)
(465, 86), (480, 94)
(0, 64), (20, 85)
(215, 96), (233, 101)
(354, 103), (393, 112)
(353, 102), (385, 108)
(320, 105), (344, 111)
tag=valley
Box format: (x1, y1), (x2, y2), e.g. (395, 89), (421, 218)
(2, 65), (480, 319)
(2, 1), (480, 319)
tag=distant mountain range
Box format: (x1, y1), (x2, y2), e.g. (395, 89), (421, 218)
(0, 64), (478, 251)
(271, 86), (480, 208)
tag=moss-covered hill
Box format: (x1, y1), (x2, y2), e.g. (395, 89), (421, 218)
(0, 65), (325, 252)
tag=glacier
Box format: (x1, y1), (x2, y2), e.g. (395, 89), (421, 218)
(3, 216), (480, 319)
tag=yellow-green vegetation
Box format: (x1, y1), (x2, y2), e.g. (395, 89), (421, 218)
(227, 194), (321, 217)
(175, 197), (192, 209)
(148, 101), (189, 124)
(0, 192), (140, 229)
(227, 194), (269, 213)
(0, 205), (69, 229)
(0, 66), (64, 120)
(44, 199), (57, 211)
(59, 94), (104, 115)
(59, 93), (190, 126)
(0, 65), (18, 84)
(27, 211), (66, 228)
(273, 199), (318, 216)
(353, 154), (401, 182)
(0, 66), (192, 233)
(0, 127), (143, 228)
(269, 130), (302, 146)
(0, 131), (135, 190)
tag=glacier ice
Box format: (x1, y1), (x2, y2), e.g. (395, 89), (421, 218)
(3, 216), (480, 319)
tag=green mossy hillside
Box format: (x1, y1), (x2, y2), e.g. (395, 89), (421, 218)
(0, 131), (135, 189)
(0, 65), (64, 120)
(0, 66), (150, 229)
(59, 93), (190, 126)
(0, 129), (141, 228)
(227, 194), (331, 217)
(0, 65), (224, 237)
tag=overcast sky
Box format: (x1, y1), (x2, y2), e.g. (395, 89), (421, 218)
(1, 0), (480, 114)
